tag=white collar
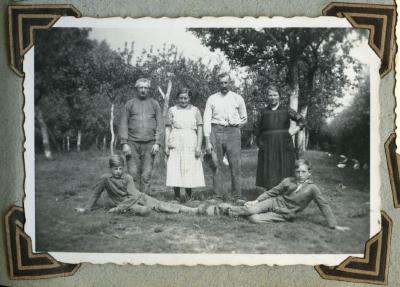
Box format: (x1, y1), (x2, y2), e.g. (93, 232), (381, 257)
(270, 103), (280, 111)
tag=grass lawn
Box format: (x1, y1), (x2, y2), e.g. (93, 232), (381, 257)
(35, 149), (370, 254)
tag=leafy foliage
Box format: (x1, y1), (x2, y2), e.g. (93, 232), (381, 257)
(323, 65), (370, 163)
(34, 27), (369, 158)
(134, 44), (223, 112)
(190, 28), (364, 137)
(34, 28), (224, 152)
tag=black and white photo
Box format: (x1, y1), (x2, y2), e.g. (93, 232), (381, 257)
(23, 17), (381, 265)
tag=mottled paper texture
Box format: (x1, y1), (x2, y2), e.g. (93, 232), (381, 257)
(0, 0), (398, 286)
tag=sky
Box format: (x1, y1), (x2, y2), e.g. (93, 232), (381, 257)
(89, 26), (370, 68)
(90, 27), (250, 85)
(89, 27), (230, 69)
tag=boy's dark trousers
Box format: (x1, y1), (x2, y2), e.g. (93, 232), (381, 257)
(126, 140), (155, 194)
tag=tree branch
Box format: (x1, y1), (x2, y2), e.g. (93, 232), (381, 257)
(263, 29), (287, 62)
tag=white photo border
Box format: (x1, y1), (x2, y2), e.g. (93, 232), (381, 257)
(23, 16), (381, 266)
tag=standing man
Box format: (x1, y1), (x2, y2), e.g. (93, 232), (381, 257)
(119, 78), (163, 194)
(204, 73), (247, 203)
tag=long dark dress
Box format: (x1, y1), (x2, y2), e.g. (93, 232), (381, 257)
(254, 105), (305, 189)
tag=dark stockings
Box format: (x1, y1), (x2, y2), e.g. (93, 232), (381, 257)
(174, 187), (192, 201)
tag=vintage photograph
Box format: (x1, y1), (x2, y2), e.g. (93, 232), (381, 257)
(24, 17), (380, 264)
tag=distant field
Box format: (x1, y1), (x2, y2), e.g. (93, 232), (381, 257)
(35, 149), (370, 254)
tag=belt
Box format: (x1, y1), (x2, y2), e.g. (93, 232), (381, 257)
(211, 123), (239, 128)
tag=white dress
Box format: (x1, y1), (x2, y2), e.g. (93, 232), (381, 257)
(166, 105), (205, 188)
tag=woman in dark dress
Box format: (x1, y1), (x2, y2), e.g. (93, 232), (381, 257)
(254, 87), (306, 189)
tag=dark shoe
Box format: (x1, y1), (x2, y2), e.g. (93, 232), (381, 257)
(206, 205), (220, 216)
(198, 203), (220, 216)
(185, 188), (192, 199)
(217, 203), (233, 215)
(182, 190), (194, 203)
(179, 194), (188, 203)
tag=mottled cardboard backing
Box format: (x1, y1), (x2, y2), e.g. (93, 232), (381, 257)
(0, 0), (397, 286)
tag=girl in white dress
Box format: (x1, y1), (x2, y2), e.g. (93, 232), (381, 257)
(165, 88), (205, 202)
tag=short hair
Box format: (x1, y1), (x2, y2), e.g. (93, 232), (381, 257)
(294, 159), (311, 170)
(135, 78), (151, 88)
(217, 72), (231, 80)
(109, 155), (125, 168)
(267, 85), (280, 96)
(176, 87), (192, 99)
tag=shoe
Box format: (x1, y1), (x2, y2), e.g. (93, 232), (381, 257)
(179, 195), (188, 203)
(109, 206), (124, 213)
(205, 205), (220, 216)
(197, 203), (220, 216)
(217, 202), (233, 215)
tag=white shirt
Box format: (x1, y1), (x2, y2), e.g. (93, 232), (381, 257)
(203, 91), (247, 137)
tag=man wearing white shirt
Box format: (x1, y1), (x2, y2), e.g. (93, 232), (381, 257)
(204, 73), (247, 203)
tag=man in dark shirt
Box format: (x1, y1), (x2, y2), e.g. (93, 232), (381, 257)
(119, 78), (163, 194)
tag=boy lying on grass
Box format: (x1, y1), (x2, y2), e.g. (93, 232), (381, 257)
(218, 159), (350, 231)
(76, 155), (199, 215)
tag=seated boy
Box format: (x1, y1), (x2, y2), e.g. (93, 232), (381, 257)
(76, 155), (199, 215)
(218, 159), (350, 231)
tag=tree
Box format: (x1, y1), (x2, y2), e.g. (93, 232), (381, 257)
(35, 28), (95, 157)
(35, 30), (229, 155)
(134, 44), (224, 111)
(190, 28), (362, 150)
(35, 28), (140, 156)
(324, 64), (370, 164)
(90, 40), (138, 155)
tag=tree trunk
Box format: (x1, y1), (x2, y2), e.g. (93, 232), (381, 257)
(287, 59), (300, 150)
(77, 130), (82, 152)
(159, 80), (172, 118)
(66, 136), (70, 152)
(158, 80), (172, 166)
(163, 96), (169, 118)
(250, 108), (257, 147)
(289, 64), (299, 111)
(296, 106), (308, 151)
(62, 137), (66, 151)
(305, 129), (310, 149)
(110, 103), (115, 156)
(288, 32), (300, 112)
(102, 136), (107, 150)
(297, 66), (316, 152)
(95, 136), (99, 150)
(36, 108), (52, 159)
